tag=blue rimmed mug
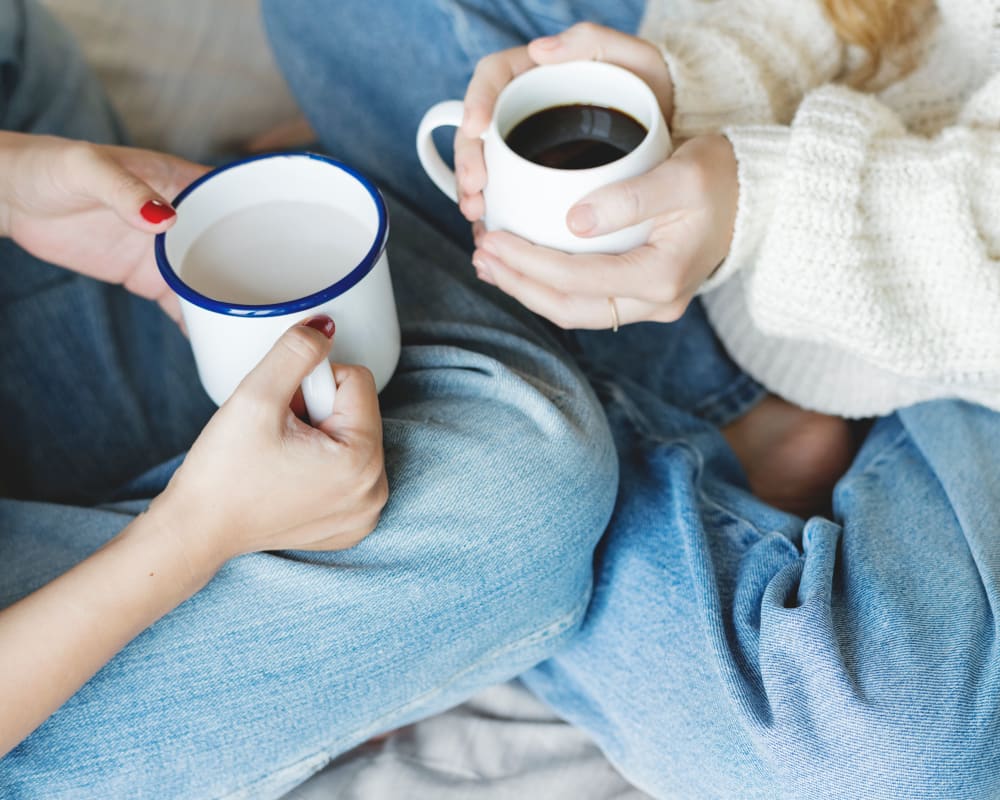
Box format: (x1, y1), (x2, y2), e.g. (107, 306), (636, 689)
(156, 152), (400, 422)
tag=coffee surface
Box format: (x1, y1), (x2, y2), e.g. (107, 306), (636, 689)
(504, 103), (647, 170)
(181, 202), (372, 305)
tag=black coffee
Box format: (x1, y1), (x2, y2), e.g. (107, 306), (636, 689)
(504, 103), (647, 170)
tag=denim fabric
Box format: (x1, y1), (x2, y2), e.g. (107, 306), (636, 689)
(262, 0), (646, 249)
(264, 2), (1000, 799)
(0, 2), (618, 797)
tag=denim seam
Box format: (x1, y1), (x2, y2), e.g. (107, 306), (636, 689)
(216, 590), (591, 800)
(853, 427), (910, 478)
(692, 372), (769, 429)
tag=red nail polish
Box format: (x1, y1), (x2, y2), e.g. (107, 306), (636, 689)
(302, 315), (335, 339)
(141, 199), (176, 224)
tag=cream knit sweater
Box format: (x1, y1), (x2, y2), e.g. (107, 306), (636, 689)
(639, 0), (1000, 417)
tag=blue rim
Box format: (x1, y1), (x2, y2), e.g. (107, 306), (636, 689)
(155, 152), (389, 318)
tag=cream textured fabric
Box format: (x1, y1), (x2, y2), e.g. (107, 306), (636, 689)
(41, 0), (301, 161)
(642, 0), (1000, 417)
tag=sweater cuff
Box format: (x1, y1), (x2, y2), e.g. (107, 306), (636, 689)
(699, 125), (790, 294)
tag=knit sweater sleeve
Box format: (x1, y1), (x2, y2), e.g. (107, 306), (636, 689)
(712, 77), (1000, 392)
(642, 0), (846, 139)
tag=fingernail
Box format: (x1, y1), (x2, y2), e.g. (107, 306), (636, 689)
(479, 237), (500, 257)
(302, 315), (336, 339)
(567, 204), (597, 235)
(141, 199), (176, 224)
(533, 35), (560, 50)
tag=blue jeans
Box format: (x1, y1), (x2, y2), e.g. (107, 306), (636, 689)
(263, 1), (1000, 798)
(0, 2), (617, 797)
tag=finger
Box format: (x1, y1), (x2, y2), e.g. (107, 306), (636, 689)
(528, 23), (673, 118)
(63, 143), (179, 232)
(476, 230), (666, 301)
(111, 145), (211, 201)
(235, 317), (335, 413)
(317, 363), (382, 443)
(476, 252), (661, 329)
(157, 292), (183, 326)
(454, 130), (487, 198)
(454, 132), (487, 221)
(472, 220), (487, 248)
(567, 159), (679, 237)
(459, 189), (485, 223)
(462, 46), (537, 137)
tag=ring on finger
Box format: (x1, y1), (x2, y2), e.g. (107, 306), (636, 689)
(608, 296), (620, 333)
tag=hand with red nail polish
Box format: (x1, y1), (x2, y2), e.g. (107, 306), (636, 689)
(0, 315), (387, 757)
(161, 315), (386, 561)
(0, 131), (210, 326)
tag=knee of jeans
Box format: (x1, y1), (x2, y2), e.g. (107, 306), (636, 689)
(457, 387), (618, 642)
(485, 395), (618, 617)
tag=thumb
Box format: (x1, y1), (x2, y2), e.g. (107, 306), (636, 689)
(566, 158), (677, 236)
(70, 144), (177, 231)
(527, 23), (673, 119)
(235, 316), (336, 414)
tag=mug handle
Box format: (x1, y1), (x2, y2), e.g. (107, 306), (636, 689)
(302, 360), (337, 424)
(416, 100), (465, 202)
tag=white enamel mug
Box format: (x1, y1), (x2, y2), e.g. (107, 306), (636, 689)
(156, 153), (400, 422)
(417, 61), (671, 254)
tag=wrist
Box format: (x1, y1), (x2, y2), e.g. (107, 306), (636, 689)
(143, 490), (234, 590)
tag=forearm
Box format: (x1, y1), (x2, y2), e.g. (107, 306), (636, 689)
(0, 500), (225, 757)
(642, 0), (844, 138)
(708, 84), (1000, 390)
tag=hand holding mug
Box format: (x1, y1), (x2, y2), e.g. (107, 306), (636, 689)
(418, 24), (674, 255)
(155, 316), (387, 568)
(0, 132), (208, 324)
(471, 134), (740, 329)
(158, 153), (400, 424)
(454, 23), (675, 226)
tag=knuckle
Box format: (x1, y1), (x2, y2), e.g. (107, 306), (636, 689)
(473, 52), (503, 79)
(349, 364), (378, 393)
(638, 38), (660, 61)
(281, 327), (324, 362)
(371, 473), (389, 510)
(656, 299), (689, 323)
(62, 141), (98, 169)
(361, 452), (385, 487)
(550, 307), (575, 331)
(655, 273), (682, 304)
(679, 157), (711, 196)
(617, 181), (644, 224)
(571, 21), (601, 39)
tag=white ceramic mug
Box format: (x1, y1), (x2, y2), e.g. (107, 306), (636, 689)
(156, 152), (400, 423)
(417, 60), (671, 254)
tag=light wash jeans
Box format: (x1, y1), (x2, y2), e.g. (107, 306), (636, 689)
(0, 2), (618, 797)
(262, 1), (1000, 798)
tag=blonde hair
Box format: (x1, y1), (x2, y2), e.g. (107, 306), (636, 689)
(821, 0), (927, 83)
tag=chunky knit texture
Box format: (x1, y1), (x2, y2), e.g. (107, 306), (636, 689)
(640, 0), (1000, 416)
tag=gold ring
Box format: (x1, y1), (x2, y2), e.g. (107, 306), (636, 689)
(608, 297), (620, 333)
